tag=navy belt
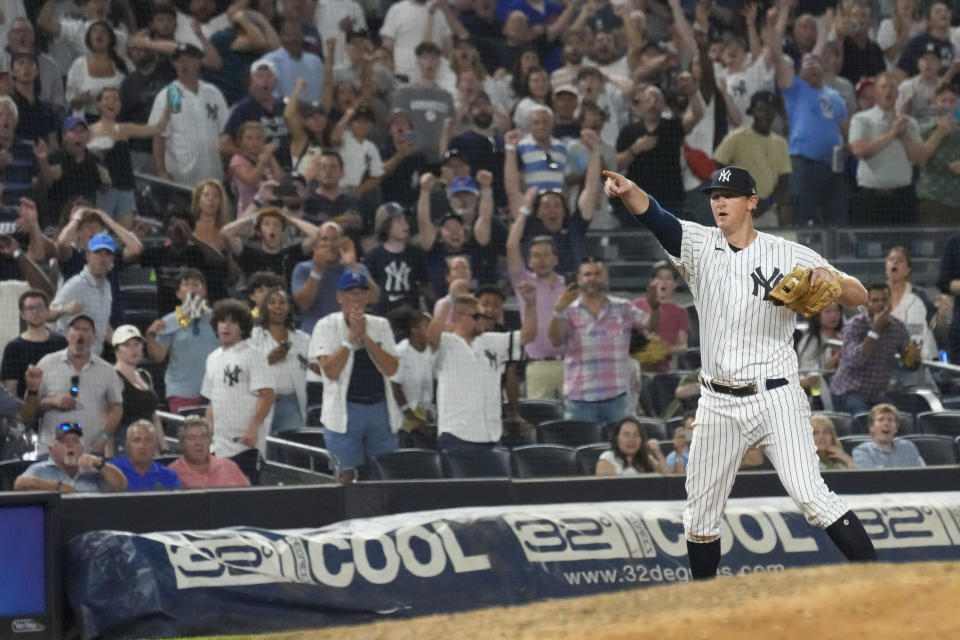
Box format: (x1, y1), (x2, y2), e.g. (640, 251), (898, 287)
(700, 377), (788, 397)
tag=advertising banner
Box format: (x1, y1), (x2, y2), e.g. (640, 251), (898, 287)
(66, 492), (960, 639)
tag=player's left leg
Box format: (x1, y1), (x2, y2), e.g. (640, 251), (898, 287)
(760, 385), (877, 562)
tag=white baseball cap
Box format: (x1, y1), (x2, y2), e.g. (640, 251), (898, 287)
(112, 324), (144, 347)
(250, 58), (277, 76)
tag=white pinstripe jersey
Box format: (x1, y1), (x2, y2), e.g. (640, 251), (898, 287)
(666, 220), (831, 384)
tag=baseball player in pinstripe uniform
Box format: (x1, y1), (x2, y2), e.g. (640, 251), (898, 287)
(603, 166), (877, 579)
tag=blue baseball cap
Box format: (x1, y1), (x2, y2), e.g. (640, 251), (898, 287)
(448, 175), (479, 196)
(63, 115), (88, 133)
(87, 233), (116, 253)
(337, 269), (369, 291)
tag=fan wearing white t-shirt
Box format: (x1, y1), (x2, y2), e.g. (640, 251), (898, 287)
(201, 300), (275, 485)
(388, 308), (437, 449)
(426, 280), (538, 451)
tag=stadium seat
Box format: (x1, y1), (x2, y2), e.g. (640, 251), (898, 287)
(0, 459), (32, 491)
(511, 444), (577, 478)
(442, 446), (512, 478)
(118, 284), (158, 312)
(664, 416), (687, 434)
(812, 411), (854, 437)
(122, 309), (159, 334)
(634, 417), (667, 441)
(899, 435), (957, 465)
(851, 411), (915, 435)
(536, 419), (604, 447)
(939, 397), (960, 411)
(887, 390), (943, 415)
(155, 455), (179, 466)
(574, 443), (609, 475)
(839, 435), (871, 456)
(649, 373), (681, 416)
(373, 448), (443, 480)
(514, 399), (565, 425)
(265, 439), (339, 476)
(279, 429), (326, 449)
(916, 411), (960, 437)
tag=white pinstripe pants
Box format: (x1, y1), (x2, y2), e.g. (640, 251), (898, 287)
(683, 383), (850, 542)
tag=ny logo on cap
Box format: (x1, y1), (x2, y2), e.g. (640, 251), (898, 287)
(719, 169), (732, 182)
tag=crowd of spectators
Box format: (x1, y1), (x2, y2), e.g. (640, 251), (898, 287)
(0, 0), (959, 487)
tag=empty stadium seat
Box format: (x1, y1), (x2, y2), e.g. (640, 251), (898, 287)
(851, 411), (915, 435)
(511, 444), (577, 478)
(916, 411), (960, 437)
(900, 435), (957, 465)
(373, 449), (443, 480)
(442, 446), (512, 478)
(634, 417), (667, 441)
(265, 439), (339, 476)
(536, 419), (604, 447)
(574, 443), (609, 475)
(812, 411), (854, 437)
(177, 405), (208, 418)
(887, 390), (943, 415)
(664, 416), (687, 435)
(839, 435), (871, 456)
(122, 309), (159, 334)
(514, 399), (565, 425)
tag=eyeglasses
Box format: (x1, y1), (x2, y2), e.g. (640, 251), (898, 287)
(457, 312), (488, 321)
(21, 304), (46, 312)
(70, 375), (79, 397)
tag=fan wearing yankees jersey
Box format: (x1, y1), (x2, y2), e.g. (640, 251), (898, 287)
(603, 166), (877, 580)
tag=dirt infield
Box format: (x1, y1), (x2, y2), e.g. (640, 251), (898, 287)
(257, 561), (960, 640)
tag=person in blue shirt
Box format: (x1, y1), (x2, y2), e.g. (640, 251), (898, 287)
(112, 420), (181, 491)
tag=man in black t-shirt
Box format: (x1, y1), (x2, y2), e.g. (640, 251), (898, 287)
(221, 207), (318, 287)
(364, 202), (428, 315)
(303, 150), (362, 225)
(615, 83), (704, 215)
(1, 290), (67, 397)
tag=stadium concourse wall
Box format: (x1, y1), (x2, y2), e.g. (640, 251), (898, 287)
(52, 468), (960, 638)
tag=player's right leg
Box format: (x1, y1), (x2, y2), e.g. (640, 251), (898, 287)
(683, 399), (750, 579)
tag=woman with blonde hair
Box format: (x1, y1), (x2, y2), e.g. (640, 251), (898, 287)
(190, 179), (239, 291)
(877, 0), (925, 68)
(810, 414), (855, 470)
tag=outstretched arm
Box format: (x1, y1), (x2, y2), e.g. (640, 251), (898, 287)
(603, 170), (683, 257)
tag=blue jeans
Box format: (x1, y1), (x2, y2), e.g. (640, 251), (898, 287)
(831, 392), (873, 416)
(790, 155), (848, 227)
(565, 393), (629, 424)
(322, 400), (397, 470)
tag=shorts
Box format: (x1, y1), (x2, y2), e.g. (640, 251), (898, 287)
(96, 188), (137, 219)
(322, 400), (396, 470)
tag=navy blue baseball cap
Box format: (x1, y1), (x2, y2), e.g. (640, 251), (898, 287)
(338, 269), (369, 291)
(701, 166), (757, 196)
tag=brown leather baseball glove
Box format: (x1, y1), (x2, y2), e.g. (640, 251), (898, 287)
(768, 266), (843, 318)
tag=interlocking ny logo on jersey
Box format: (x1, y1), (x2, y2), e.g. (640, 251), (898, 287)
(718, 169), (732, 182)
(206, 103), (219, 120)
(484, 350), (498, 369)
(751, 266), (784, 300)
(223, 365), (242, 386)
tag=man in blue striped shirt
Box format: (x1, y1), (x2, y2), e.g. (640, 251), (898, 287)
(507, 106), (567, 193)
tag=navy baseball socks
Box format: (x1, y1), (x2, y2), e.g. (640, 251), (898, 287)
(687, 510), (874, 580)
(686, 539), (721, 580)
(825, 510), (877, 562)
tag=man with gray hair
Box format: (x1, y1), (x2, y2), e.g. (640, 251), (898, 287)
(505, 107), (567, 194)
(168, 416), (250, 488)
(14, 422), (126, 493)
(111, 420), (181, 491)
